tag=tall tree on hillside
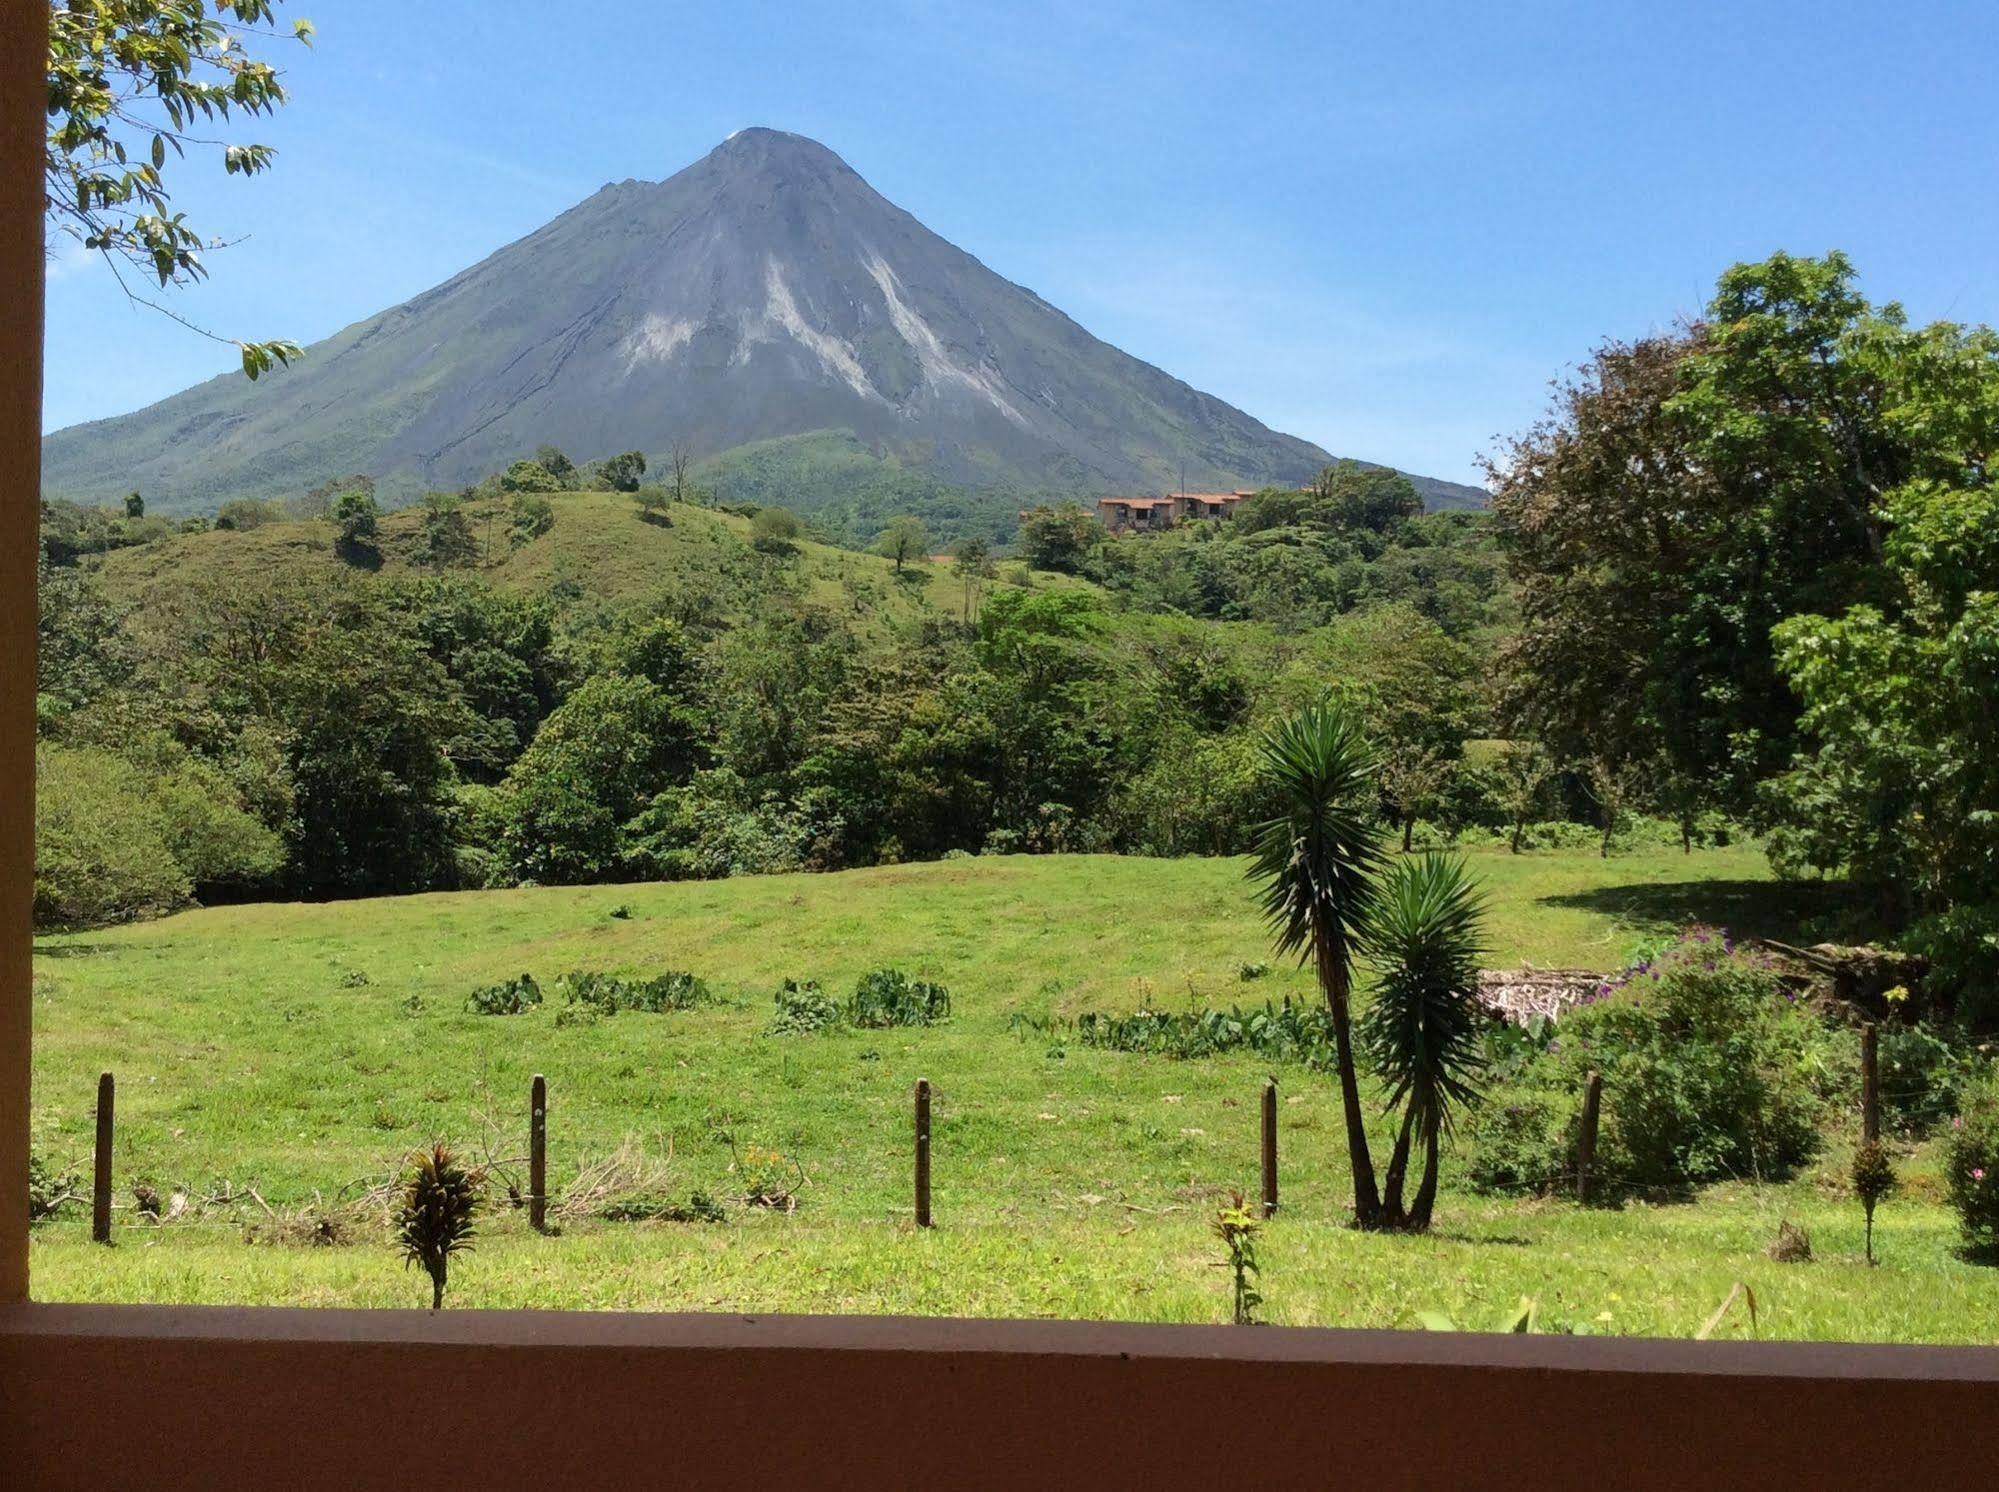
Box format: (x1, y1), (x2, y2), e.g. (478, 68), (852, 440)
(599, 450), (647, 493)
(875, 514), (930, 574)
(1017, 502), (1102, 575)
(1249, 699), (1387, 1228)
(45, 0), (314, 377)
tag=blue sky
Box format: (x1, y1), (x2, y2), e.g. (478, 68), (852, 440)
(42, 0), (1999, 486)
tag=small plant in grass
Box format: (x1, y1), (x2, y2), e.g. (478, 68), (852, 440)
(465, 973), (541, 1016)
(28, 1150), (80, 1222)
(768, 979), (840, 1035)
(1238, 961), (1270, 982)
(733, 1144), (804, 1209)
(1944, 1082), (1999, 1254)
(599, 1188), (725, 1224)
(1212, 1188), (1264, 1324)
(393, 1143), (482, 1309)
(559, 969), (712, 1016)
(1851, 1140), (1897, 1265)
(846, 968), (951, 1028)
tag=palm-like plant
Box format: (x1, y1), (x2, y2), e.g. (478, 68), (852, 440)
(1249, 698), (1386, 1228)
(1360, 852), (1489, 1231)
(394, 1143), (482, 1309)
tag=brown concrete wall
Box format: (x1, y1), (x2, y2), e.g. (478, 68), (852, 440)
(0, 0), (47, 1306)
(4, 1304), (1999, 1489)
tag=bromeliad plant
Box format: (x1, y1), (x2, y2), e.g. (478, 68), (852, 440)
(1360, 851), (1490, 1231)
(394, 1143), (482, 1309)
(1249, 698), (1387, 1228)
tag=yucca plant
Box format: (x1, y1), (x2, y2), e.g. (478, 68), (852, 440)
(394, 1143), (482, 1309)
(1249, 697), (1386, 1228)
(1361, 851), (1489, 1231)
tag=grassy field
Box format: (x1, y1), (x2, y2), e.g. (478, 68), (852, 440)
(30, 845), (1998, 1340)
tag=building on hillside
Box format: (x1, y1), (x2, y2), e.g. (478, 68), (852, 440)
(1095, 490), (1258, 531)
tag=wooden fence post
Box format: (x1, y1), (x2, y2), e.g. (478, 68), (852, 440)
(1861, 1023), (1880, 1144)
(92, 1071), (113, 1244)
(1260, 1079), (1279, 1217)
(1576, 1070), (1602, 1205)
(529, 1073), (547, 1232)
(914, 1078), (932, 1228)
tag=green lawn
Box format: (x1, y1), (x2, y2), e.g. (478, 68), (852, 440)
(31, 845), (1996, 1340)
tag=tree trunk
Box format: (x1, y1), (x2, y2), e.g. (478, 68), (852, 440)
(1315, 921), (1381, 1228)
(1401, 815), (1414, 853)
(1382, 1104), (1416, 1225)
(1408, 1123), (1442, 1231)
(1510, 815), (1524, 855)
(431, 1272), (444, 1310)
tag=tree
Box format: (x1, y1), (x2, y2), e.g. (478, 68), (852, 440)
(633, 484), (671, 524)
(1249, 698), (1387, 1228)
(330, 487), (378, 557)
(1766, 476), (1999, 949)
(1491, 253), (1995, 815)
(668, 441), (694, 504)
(501, 459), (563, 494)
(1359, 851), (1488, 1230)
(493, 672), (702, 884)
(875, 514), (930, 574)
(45, 0), (313, 377)
(419, 492), (476, 567)
(1307, 460), (1423, 533)
(1017, 502), (1101, 574)
(532, 445), (577, 487)
(123, 491), (143, 519)
(599, 449), (647, 493)
(952, 536), (996, 624)
(751, 506), (803, 553)
(1495, 740), (1555, 854)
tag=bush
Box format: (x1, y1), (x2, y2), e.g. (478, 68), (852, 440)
(1463, 932), (1827, 1196)
(1463, 1088), (1578, 1195)
(34, 744), (189, 928)
(558, 969), (711, 1016)
(1877, 1021), (1973, 1134)
(1546, 933), (1824, 1188)
(768, 979), (840, 1035)
(846, 968), (951, 1028)
(1945, 1080), (1999, 1251)
(1017, 998), (1337, 1068)
(466, 973), (542, 1015)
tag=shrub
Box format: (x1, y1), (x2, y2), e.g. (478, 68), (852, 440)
(846, 968), (951, 1028)
(1017, 998), (1338, 1068)
(558, 969), (711, 1016)
(1542, 932), (1823, 1189)
(28, 1151), (79, 1222)
(1877, 1022), (1972, 1134)
(768, 979), (840, 1035)
(466, 973), (542, 1015)
(1944, 1081), (1999, 1251)
(733, 1145), (801, 1208)
(1463, 1088), (1578, 1195)
(1463, 932), (1826, 1196)
(501, 459), (564, 494)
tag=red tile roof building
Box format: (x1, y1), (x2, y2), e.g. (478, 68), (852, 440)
(1095, 490), (1261, 530)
